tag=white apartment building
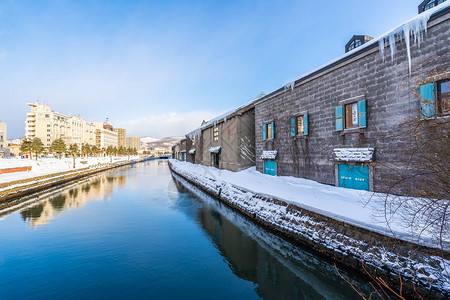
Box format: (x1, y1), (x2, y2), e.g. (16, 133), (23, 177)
(25, 101), (97, 147)
(126, 136), (140, 150)
(94, 122), (118, 149)
(114, 128), (127, 148)
(0, 120), (7, 149)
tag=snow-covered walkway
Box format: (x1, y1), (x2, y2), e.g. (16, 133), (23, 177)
(0, 156), (139, 184)
(169, 160), (446, 249)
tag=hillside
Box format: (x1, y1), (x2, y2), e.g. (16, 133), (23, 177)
(141, 136), (183, 149)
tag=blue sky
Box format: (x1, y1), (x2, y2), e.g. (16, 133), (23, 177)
(0, 0), (422, 138)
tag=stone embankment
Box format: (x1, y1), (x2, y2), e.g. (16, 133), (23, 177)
(169, 161), (449, 300)
(0, 160), (137, 205)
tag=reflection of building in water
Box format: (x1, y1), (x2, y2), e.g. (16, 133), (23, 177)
(21, 174), (126, 227)
(172, 177), (368, 299)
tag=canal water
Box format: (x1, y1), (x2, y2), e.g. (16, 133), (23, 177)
(0, 161), (373, 299)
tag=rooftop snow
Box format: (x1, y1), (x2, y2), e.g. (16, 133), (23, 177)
(189, 149), (196, 154)
(186, 96), (261, 139)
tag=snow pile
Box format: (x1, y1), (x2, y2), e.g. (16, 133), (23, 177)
(333, 148), (374, 162)
(170, 160), (450, 295)
(260, 150), (278, 160)
(0, 156), (139, 184)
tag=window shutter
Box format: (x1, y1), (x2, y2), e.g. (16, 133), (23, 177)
(358, 100), (367, 128)
(304, 114), (309, 135)
(290, 118), (296, 136)
(419, 83), (436, 119)
(270, 122), (275, 139)
(262, 124), (267, 140)
(335, 105), (344, 130)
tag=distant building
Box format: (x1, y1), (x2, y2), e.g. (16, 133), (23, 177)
(114, 128), (127, 148)
(25, 101), (96, 147)
(172, 139), (187, 161)
(94, 122), (118, 149)
(0, 120), (7, 150)
(126, 136), (140, 150)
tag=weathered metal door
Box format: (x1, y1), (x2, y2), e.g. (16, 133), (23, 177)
(264, 160), (276, 176)
(338, 164), (369, 191)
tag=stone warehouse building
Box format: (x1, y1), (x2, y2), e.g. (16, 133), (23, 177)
(254, 3), (450, 191)
(175, 2), (449, 193)
(172, 138), (187, 161)
(184, 100), (256, 172)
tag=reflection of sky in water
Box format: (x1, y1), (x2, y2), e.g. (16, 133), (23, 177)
(0, 160), (370, 299)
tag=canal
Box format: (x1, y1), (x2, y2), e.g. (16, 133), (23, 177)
(0, 161), (373, 299)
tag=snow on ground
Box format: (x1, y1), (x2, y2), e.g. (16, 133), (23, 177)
(170, 160), (447, 248)
(0, 156), (139, 184)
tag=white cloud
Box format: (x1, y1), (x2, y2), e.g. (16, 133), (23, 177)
(116, 110), (221, 138)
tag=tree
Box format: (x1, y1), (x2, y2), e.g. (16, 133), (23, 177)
(106, 145), (114, 162)
(118, 146), (124, 156)
(91, 145), (99, 157)
(31, 138), (45, 160)
(20, 138), (33, 159)
(113, 146), (118, 156)
(81, 144), (91, 157)
(50, 138), (66, 159)
(67, 143), (79, 168)
(373, 115), (449, 251)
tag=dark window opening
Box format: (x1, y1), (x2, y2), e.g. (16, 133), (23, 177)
(438, 79), (450, 116)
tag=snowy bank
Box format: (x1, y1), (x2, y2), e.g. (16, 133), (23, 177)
(169, 160), (450, 297)
(0, 156), (139, 184)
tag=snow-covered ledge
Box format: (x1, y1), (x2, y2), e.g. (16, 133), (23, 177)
(333, 147), (374, 162)
(261, 150), (277, 160)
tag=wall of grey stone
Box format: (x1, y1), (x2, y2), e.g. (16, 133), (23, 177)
(237, 108), (256, 171)
(255, 16), (450, 192)
(185, 108), (256, 172)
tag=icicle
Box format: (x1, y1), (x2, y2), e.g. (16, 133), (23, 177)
(377, 5), (436, 74)
(284, 81), (295, 91)
(378, 38), (385, 62)
(403, 23), (412, 74)
(388, 33), (396, 63)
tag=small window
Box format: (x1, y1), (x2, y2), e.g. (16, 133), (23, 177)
(437, 79), (450, 116)
(262, 122), (275, 140)
(425, 0), (435, 10)
(419, 80), (450, 118)
(345, 102), (359, 128)
(213, 127), (219, 141)
(45, 114), (49, 118)
(335, 100), (366, 131)
(290, 114), (309, 136)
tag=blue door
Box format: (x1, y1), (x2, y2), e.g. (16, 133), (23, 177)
(183, 153), (186, 161)
(264, 160), (276, 176)
(338, 164), (369, 191)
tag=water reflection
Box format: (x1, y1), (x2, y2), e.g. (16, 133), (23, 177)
(170, 174), (373, 300)
(20, 173), (127, 228)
